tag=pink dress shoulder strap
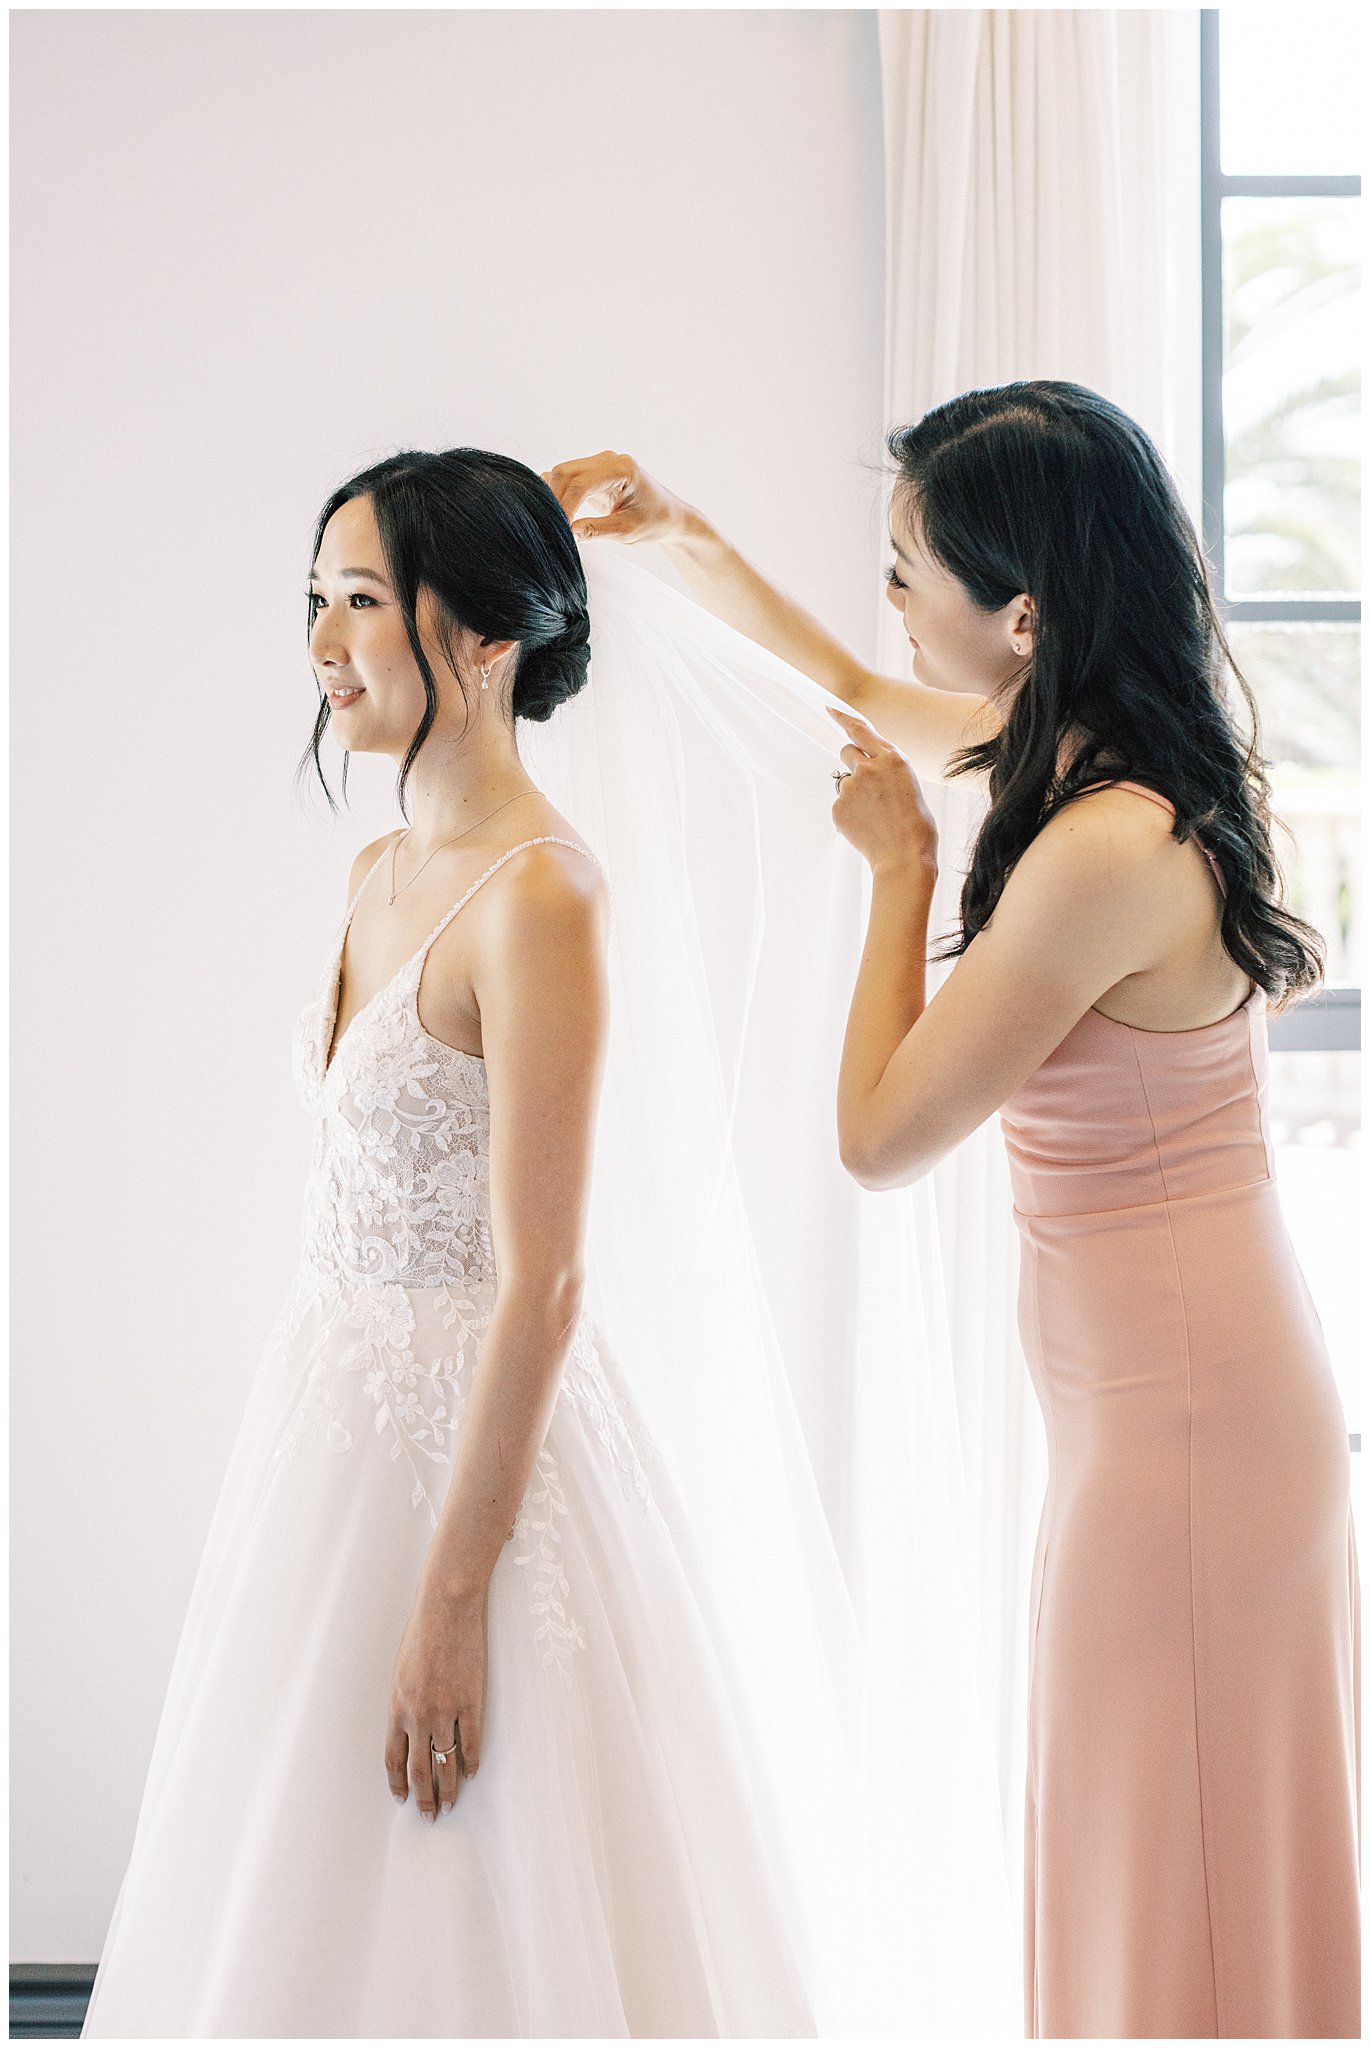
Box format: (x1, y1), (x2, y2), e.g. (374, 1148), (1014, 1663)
(1070, 776), (1175, 814)
(1068, 779), (1226, 897)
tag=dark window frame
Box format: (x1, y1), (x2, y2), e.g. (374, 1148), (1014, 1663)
(1199, 8), (1361, 1052)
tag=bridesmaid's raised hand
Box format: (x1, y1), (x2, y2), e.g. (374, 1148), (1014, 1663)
(541, 450), (685, 545)
(828, 703), (939, 876)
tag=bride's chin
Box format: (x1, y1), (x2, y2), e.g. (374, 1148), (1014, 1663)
(331, 728), (387, 758)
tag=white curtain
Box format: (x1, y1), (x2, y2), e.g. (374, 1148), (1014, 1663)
(876, 4), (1202, 1901)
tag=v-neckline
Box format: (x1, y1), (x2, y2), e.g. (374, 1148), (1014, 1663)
(318, 830), (603, 1082)
(320, 835), (416, 1082)
(320, 934), (418, 1082)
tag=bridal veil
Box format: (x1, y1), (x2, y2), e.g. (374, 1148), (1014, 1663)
(520, 544), (1018, 2034)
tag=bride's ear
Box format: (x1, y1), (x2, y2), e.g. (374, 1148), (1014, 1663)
(464, 631), (519, 688)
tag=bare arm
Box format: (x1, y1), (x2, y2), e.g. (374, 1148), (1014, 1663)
(384, 844), (610, 1815)
(838, 799), (1174, 1189)
(425, 845), (610, 1593)
(542, 449), (1003, 783)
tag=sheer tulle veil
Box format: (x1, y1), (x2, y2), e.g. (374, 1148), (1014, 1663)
(520, 544), (1019, 2034)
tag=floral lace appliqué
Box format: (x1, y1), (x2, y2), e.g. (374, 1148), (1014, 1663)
(511, 1446), (587, 1684)
(276, 836), (649, 1670)
(272, 1272), (479, 1529)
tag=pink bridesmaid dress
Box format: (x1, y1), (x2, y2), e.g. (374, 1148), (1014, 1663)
(997, 780), (1360, 2038)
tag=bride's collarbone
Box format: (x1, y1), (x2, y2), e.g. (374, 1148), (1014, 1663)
(336, 822), (596, 1060)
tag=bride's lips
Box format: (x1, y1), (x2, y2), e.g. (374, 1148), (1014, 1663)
(327, 685), (365, 709)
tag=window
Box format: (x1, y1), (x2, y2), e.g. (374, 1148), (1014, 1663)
(1200, 6), (1361, 1436)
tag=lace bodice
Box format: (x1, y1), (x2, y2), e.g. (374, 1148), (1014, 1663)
(290, 835), (607, 1298)
(273, 834), (656, 1654)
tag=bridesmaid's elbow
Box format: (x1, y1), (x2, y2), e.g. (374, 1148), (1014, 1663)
(838, 1107), (944, 1190)
(839, 1119), (911, 1191)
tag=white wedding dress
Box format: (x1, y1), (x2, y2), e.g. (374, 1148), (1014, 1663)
(80, 834), (818, 2039)
(82, 545), (1021, 2041)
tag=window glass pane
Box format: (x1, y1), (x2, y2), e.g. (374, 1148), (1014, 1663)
(1219, 2), (1363, 175)
(1229, 621), (1360, 767)
(1226, 623), (1360, 984)
(1222, 197), (1360, 598)
(1268, 1049), (1361, 1436)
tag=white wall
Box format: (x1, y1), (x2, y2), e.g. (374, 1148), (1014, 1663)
(10, 7), (885, 1960)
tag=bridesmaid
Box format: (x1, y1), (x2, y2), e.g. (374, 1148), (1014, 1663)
(546, 384), (1360, 2039)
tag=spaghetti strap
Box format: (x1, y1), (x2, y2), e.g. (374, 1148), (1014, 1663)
(1066, 779), (1227, 897)
(417, 835), (611, 962)
(1070, 777), (1175, 814)
(321, 836), (607, 1083)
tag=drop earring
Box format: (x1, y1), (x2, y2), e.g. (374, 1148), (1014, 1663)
(480, 663), (491, 691)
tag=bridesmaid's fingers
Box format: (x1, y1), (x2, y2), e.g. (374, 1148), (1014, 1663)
(540, 457), (605, 519)
(541, 455), (632, 527)
(572, 512), (650, 543)
(827, 702), (891, 752)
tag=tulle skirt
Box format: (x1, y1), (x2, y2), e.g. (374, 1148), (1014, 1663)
(81, 1274), (817, 2038)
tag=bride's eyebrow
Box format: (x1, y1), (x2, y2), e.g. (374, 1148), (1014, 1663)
(308, 567), (390, 585)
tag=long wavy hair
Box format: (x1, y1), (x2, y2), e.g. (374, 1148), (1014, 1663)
(889, 380), (1325, 1007)
(296, 447), (590, 818)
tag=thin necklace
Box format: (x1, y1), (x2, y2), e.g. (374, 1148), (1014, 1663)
(388, 791), (540, 906)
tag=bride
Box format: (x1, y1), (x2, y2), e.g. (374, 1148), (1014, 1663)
(80, 447), (855, 2039)
(82, 440), (1019, 2040)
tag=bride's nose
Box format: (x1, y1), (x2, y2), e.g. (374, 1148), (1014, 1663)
(310, 614), (348, 667)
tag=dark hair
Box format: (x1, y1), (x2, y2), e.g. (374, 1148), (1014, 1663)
(888, 380), (1324, 1009)
(296, 446), (590, 816)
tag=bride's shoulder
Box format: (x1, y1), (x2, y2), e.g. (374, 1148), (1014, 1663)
(495, 833), (608, 922)
(471, 835), (611, 996)
(474, 838), (611, 1034)
(345, 827), (405, 902)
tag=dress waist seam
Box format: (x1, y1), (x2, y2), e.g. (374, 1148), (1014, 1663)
(1011, 1170), (1275, 1224)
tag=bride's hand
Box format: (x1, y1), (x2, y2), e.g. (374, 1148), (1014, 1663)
(828, 704), (939, 875)
(541, 450), (687, 544)
(385, 1576), (488, 1820)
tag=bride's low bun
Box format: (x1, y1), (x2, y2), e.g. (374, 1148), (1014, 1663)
(513, 609), (591, 724)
